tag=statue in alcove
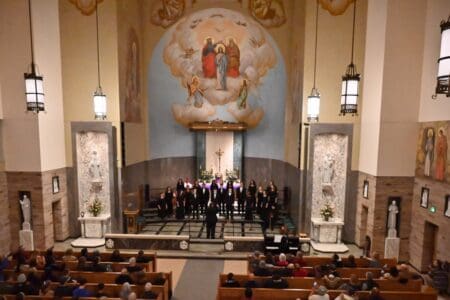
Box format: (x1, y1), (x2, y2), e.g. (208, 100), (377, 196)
(322, 154), (335, 185)
(89, 151), (102, 183)
(19, 195), (31, 229)
(387, 200), (399, 237)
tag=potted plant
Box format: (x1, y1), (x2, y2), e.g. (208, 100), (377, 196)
(88, 196), (103, 217)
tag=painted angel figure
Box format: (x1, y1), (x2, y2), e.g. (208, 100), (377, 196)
(187, 76), (206, 108)
(237, 80), (248, 110)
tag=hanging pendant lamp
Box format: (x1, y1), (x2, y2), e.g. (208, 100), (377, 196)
(93, 2), (107, 120)
(434, 16), (450, 98)
(340, 0), (360, 115)
(307, 0), (321, 122)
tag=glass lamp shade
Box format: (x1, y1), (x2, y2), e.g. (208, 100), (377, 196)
(341, 74), (360, 115)
(93, 88), (107, 120)
(307, 88), (320, 122)
(436, 18), (450, 96)
(24, 72), (44, 112)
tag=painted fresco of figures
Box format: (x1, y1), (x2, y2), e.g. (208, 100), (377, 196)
(187, 76), (205, 108)
(202, 37), (217, 78)
(423, 128), (435, 177)
(435, 127), (448, 181)
(226, 38), (240, 77)
(249, 0), (286, 28)
(215, 44), (228, 90)
(151, 0), (185, 28)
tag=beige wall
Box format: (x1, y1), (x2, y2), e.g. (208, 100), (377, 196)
(418, 0), (450, 122)
(60, 0), (121, 167)
(302, 0), (367, 170)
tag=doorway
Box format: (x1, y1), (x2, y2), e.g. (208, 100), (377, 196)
(52, 200), (63, 241)
(359, 205), (369, 246)
(422, 221), (438, 271)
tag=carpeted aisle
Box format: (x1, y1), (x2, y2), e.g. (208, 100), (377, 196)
(173, 259), (225, 300)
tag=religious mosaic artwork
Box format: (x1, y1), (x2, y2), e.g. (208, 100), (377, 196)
(416, 121), (449, 183)
(76, 132), (110, 217)
(125, 28), (141, 123)
(68, 0), (103, 16)
(150, 0), (185, 28)
(163, 8), (278, 128)
(311, 134), (348, 220)
(319, 0), (354, 16)
(248, 0), (286, 28)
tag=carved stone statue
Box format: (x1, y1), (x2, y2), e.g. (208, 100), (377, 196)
(19, 195), (31, 229)
(89, 151), (102, 183)
(387, 200), (399, 237)
(322, 154), (335, 184)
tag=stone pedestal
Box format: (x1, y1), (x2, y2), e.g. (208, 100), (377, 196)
(384, 237), (400, 259)
(71, 214), (111, 248)
(311, 217), (348, 253)
(19, 222), (34, 251)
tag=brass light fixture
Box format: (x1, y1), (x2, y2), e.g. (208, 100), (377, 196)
(93, 2), (107, 120)
(307, 0), (321, 122)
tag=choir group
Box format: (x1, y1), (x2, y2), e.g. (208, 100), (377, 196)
(155, 179), (279, 230)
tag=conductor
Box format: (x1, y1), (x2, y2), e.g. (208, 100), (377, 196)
(205, 203), (218, 239)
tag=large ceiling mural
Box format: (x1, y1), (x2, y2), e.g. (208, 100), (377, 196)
(163, 8), (278, 128)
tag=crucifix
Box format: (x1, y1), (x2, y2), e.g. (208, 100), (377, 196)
(215, 147), (224, 173)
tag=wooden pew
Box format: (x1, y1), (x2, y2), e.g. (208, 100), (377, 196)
(3, 297), (164, 300)
(21, 250), (156, 272)
(216, 287), (438, 300)
(3, 270), (172, 300)
(247, 255), (397, 272)
(63, 260), (153, 273)
(218, 274), (423, 292)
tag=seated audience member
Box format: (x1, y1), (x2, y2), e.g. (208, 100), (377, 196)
(243, 287), (253, 300)
(72, 278), (92, 298)
(119, 282), (132, 300)
(142, 282), (158, 299)
(151, 273), (166, 286)
(39, 280), (54, 298)
(387, 266), (399, 278)
(54, 278), (75, 298)
(80, 247), (88, 258)
(27, 268), (42, 291)
(367, 252), (382, 268)
(425, 260), (449, 293)
(336, 288), (358, 300)
(253, 261), (272, 277)
(265, 252), (276, 267)
(57, 269), (75, 285)
(263, 274), (288, 289)
(0, 280), (15, 295)
(0, 254), (11, 281)
(128, 292), (137, 300)
(244, 273), (259, 289)
(293, 263), (309, 277)
(338, 274), (361, 291)
(293, 251), (307, 267)
(76, 256), (92, 272)
(276, 253), (289, 267)
(127, 257), (143, 273)
(44, 248), (56, 267)
(362, 271), (379, 291)
(223, 273), (240, 287)
(13, 273), (38, 295)
(116, 268), (134, 285)
(249, 251), (261, 271)
(110, 249), (125, 262)
(367, 287), (385, 300)
(308, 285), (330, 300)
(136, 250), (152, 263)
(344, 255), (357, 268)
(323, 273), (342, 290)
(272, 263), (293, 277)
(92, 256), (107, 272)
(12, 246), (28, 272)
(96, 283), (108, 298)
(62, 248), (77, 262)
(331, 253), (343, 268)
(15, 292), (25, 300)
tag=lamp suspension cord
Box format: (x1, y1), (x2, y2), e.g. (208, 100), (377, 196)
(28, 0), (35, 71)
(95, 2), (101, 89)
(313, 0), (319, 89)
(350, 0), (356, 65)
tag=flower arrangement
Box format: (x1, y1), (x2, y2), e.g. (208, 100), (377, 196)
(88, 197), (103, 217)
(320, 203), (334, 221)
(199, 168), (214, 182)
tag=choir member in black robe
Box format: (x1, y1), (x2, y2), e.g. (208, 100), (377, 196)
(211, 188), (219, 208)
(236, 181), (246, 215)
(260, 190), (269, 232)
(225, 187), (235, 220)
(205, 203), (218, 239)
(184, 188), (192, 216)
(267, 181), (278, 229)
(199, 182), (209, 215)
(176, 178), (185, 193)
(256, 186), (264, 215)
(244, 192), (253, 221)
(191, 188), (200, 219)
(157, 193), (167, 219)
(164, 187), (174, 216)
(218, 184), (226, 215)
(248, 180), (257, 208)
(175, 191), (185, 220)
(210, 179), (219, 192)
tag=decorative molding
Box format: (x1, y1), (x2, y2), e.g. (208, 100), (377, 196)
(319, 0), (355, 16)
(68, 0), (104, 16)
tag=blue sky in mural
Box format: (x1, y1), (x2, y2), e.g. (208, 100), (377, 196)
(148, 12), (286, 160)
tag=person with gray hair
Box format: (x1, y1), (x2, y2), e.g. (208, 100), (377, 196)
(254, 260), (272, 277)
(127, 292), (137, 300)
(127, 257), (143, 273)
(362, 271), (379, 291)
(308, 285), (330, 300)
(142, 282), (158, 299)
(119, 282), (132, 300)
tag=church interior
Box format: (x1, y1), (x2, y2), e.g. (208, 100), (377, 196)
(0, 0), (449, 299)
